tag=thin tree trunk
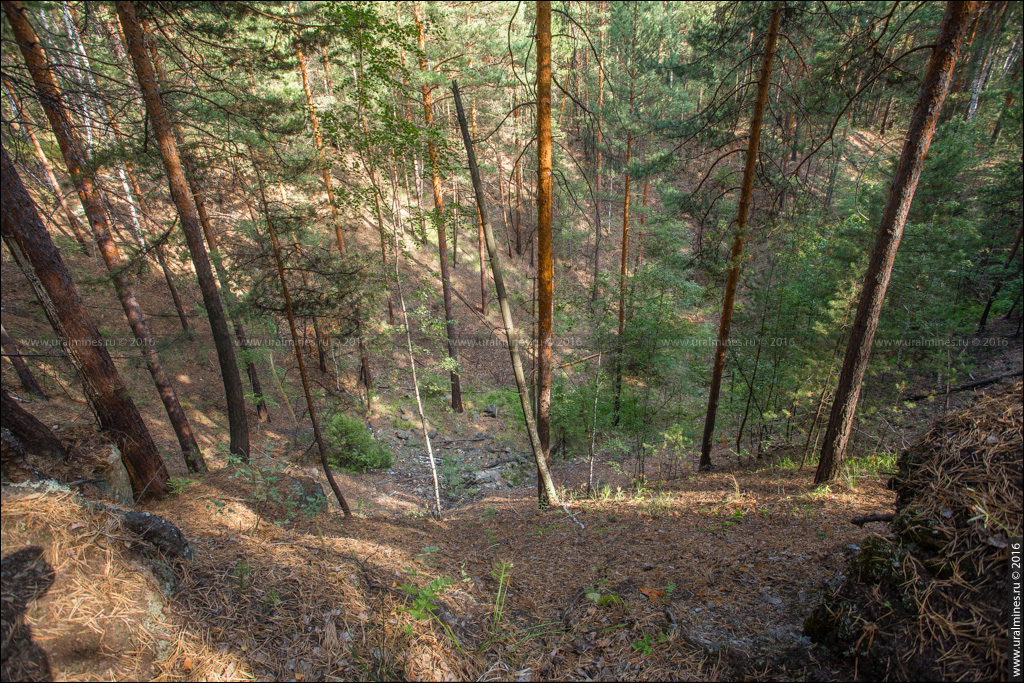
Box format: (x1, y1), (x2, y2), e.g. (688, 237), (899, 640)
(736, 266), (776, 453)
(514, 86), (523, 256)
(1, 144), (168, 498)
(416, 4), (464, 413)
(699, 2), (782, 471)
(990, 52), (1021, 142)
(496, 156), (513, 259)
(0, 324), (47, 400)
(116, 0), (251, 460)
(6, 1), (204, 472)
(614, 8), (639, 427)
(591, 0), (607, 302)
(453, 80), (559, 507)
(535, 0), (555, 505)
(268, 351), (299, 429)
(353, 46), (395, 326)
(879, 95), (894, 135)
(2, 77), (91, 254)
(250, 146), (351, 515)
(978, 225), (1023, 333)
(815, 1), (976, 484)
(471, 100), (488, 314)
(294, 28), (344, 251)
(389, 163), (443, 517)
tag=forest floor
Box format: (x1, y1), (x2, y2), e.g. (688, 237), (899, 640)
(3, 435), (897, 681)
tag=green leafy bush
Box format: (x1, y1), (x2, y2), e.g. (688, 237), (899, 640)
(324, 413), (393, 472)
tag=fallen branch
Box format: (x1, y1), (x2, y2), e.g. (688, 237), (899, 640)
(851, 512), (895, 526)
(562, 504), (585, 530)
(903, 370), (1023, 401)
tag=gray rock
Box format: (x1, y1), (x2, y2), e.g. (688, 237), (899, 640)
(483, 405), (499, 418)
(98, 445), (133, 505)
(470, 469), (505, 485)
(759, 587), (783, 606)
(396, 431), (412, 440)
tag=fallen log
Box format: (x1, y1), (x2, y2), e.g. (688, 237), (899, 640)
(851, 512), (895, 526)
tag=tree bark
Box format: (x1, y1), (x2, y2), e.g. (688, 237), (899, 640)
(815, 1), (976, 484)
(699, 1), (782, 471)
(1, 388), (66, 462)
(0, 325), (47, 400)
(1, 144), (168, 498)
(115, 0), (250, 461)
(416, 4), (464, 413)
(535, 0), (554, 505)
(453, 80), (559, 507)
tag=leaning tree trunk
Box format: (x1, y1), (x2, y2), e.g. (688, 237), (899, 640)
(4, 0), (204, 472)
(698, 1), (782, 472)
(416, 4), (464, 413)
(115, 0), (251, 460)
(1, 145), (168, 498)
(250, 146), (351, 516)
(0, 325), (47, 400)
(453, 80), (560, 507)
(1, 387), (66, 462)
(535, 0), (555, 505)
(815, 1), (977, 484)
(2, 76), (91, 254)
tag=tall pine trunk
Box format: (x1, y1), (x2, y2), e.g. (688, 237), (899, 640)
(416, 3), (464, 413)
(535, 0), (555, 504)
(815, 1), (976, 484)
(699, 1), (782, 471)
(115, 0), (250, 461)
(2, 145), (168, 498)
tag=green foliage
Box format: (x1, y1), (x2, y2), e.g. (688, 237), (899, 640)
(398, 574), (454, 632)
(490, 560), (513, 632)
(167, 476), (192, 496)
(439, 453), (465, 493)
(323, 413), (393, 473)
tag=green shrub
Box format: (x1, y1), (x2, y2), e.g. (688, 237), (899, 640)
(324, 413), (393, 472)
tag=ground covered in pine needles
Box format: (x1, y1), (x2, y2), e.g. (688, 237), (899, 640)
(805, 381), (1023, 682)
(3, 438), (899, 681)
